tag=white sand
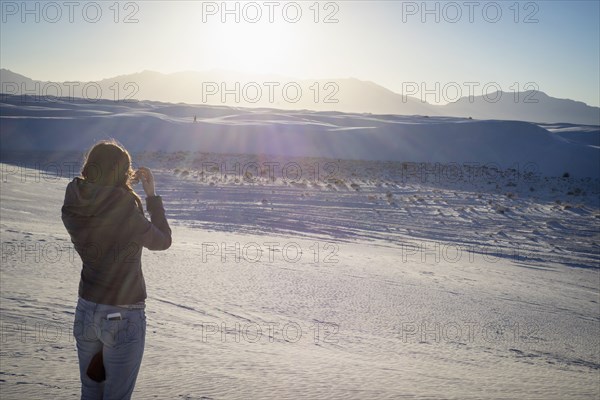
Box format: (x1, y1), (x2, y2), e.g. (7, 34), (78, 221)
(1, 159), (598, 399)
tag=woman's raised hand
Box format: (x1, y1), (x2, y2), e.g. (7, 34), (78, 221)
(135, 167), (156, 197)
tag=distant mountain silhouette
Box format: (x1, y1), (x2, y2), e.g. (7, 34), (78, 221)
(1, 68), (598, 125)
(442, 90), (600, 125)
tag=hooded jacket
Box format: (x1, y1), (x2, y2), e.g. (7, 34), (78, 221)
(61, 177), (172, 305)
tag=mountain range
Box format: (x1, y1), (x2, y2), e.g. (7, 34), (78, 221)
(1, 68), (598, 125)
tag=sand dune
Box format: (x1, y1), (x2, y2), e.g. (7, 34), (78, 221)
(1, 95), (599, 398)
(1, 96), (598, 178)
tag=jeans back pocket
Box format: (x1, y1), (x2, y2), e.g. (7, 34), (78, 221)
(100, 318), (131, 348)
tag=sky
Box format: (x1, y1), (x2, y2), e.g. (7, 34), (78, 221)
(1, 0), (599, 106)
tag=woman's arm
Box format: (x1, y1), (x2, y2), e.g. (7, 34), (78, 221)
(139, 195), (172, 250)
(132, 167), (172, 250)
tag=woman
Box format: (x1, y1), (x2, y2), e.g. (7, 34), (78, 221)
(62, 139), (172, 399)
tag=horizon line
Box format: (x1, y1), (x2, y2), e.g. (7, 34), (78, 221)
(1, 66), (598, 108)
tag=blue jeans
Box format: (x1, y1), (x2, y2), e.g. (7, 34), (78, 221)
(73, 297), (146, 400)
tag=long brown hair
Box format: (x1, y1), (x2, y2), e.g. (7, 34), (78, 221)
(81, 139), (143, 213)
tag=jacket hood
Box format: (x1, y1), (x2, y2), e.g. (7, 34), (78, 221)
(63, 177), (132, 217)
(61, 178), (143, 237)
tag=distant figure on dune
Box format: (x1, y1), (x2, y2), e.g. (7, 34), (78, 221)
(61, 139), (172, 399)
(193, 115), (197, 123)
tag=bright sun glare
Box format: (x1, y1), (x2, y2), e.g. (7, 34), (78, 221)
(199, 20), (296, 74)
